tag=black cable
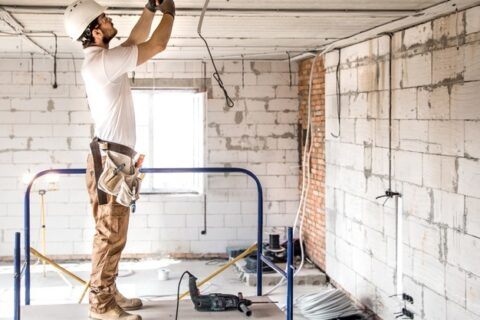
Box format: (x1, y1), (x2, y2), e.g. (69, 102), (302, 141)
(241, 54), (245, 88)
(197, 31), (234, 108)
(331, 48), (341, 138)
(52, 32), (58, 89)
(175, 271), (193, 320)
(30, 53), (34, 85)
(287, 51), (292, 87)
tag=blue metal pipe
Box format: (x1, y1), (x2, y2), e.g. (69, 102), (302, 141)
(14, 232), (21, 320)
(287, 227), (294, 320)
(23, 167), (263, 304)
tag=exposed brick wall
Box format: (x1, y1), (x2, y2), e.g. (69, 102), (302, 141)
(323, 6), (480, 320)
(298, 57), (326, 270)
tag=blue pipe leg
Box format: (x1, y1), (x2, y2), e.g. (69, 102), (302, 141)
(14, 232), (21, 320)
(257, 188), (263, 296)
(287, 227), (294, 320)
(24, 193), (30, 305)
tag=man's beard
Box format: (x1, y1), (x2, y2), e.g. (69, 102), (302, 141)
(102, 28), (118, 45)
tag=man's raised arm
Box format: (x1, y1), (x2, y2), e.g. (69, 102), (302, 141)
(136, 0), (175, 65)
(121, 6), (155, 47)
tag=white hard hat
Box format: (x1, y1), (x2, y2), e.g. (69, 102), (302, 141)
(64, 0), (107, 41)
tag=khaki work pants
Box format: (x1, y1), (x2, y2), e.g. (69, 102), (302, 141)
(86, 154), (130, 313)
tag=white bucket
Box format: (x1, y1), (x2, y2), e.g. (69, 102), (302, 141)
(157, 268), (170, 281)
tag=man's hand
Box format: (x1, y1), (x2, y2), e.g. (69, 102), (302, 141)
(158, 0), (175, 17)
(145, 0), (161, 13)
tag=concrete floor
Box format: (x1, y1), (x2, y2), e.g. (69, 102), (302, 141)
(0, 258), (329, 319)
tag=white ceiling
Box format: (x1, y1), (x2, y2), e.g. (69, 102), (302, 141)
(0, 0), (479, 60)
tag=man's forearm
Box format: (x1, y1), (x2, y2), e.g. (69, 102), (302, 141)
(125, 7), (155, 45)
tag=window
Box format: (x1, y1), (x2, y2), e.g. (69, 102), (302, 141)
(132, 89), (205, 193)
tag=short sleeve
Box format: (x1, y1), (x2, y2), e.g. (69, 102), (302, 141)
(102, 45), (138, 82)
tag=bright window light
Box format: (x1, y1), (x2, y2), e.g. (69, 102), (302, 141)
(132, 89), (205, 193)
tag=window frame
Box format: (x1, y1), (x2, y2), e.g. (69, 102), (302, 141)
(130, 78), (207, 195)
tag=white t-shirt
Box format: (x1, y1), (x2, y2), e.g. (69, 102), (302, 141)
(82, 45), (139, 149)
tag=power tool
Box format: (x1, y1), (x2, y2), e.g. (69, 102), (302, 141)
(188, 273), (254, 316)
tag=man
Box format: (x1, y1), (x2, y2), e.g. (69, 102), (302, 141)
(64, 1), (175, 319)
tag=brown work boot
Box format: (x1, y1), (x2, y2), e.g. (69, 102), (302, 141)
(89, 305), (142, 320)
(115, 290), (143, 311)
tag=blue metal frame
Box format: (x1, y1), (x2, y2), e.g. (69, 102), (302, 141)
(22, 167), (263, 305)
(14, 232), (21, 320)
(20, 166), (294, 319)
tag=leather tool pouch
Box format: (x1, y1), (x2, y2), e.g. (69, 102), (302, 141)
(90, 137), (141, 208)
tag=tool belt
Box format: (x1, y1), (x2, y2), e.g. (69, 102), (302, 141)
(89, 137), (142, 208)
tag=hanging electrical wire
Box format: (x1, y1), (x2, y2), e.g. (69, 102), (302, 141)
(331, 48), (341, 138)
(198, 0), (234, 108)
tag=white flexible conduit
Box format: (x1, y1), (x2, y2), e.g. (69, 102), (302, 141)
(197, 0), (209, 35)
(265, 44), (335, 297)
(396, 195), (403, 295)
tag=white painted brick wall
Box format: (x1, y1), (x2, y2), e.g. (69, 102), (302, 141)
(0, 59), (299, 258)
(325, 7), (480, 320)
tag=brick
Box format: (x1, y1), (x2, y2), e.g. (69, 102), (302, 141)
(417, 86), (450, 120)
(403, 21), (433, 48)
(0, 59), (29, 71)
(394, 150), (422, 185)
(465, 121), (480, 159)
(451, 82), (480, 120)
(432, 46), (465, 84)
(13, 151), (52, 164)
(441, 156), (458, 193)
(428, 120), (464, 156)
(424, 287), (447, 320)
(447, 229), (480, 275)
(466, 197), (480, 238)
(371, 258), (395, 295)
(433, 12), (465, 41)
(392, 88), (416, 119)
(423, 154), (442, 188)
(256, 124), (295, 136)
(340, 68), (357, 93)
(433, 190), (464, 230)
(209, 150), (247, 163)
(458, 158), (480, 198)
(400, 120), (429, 152)
(268, 98), (298, 112)
(346, 93), (368, 118)
(53, 124), (91, 137)
(30, 111), (69, 124)
(467, 273), (480, 315)
(275, 86), (298, 98)
(266, 163), (292, 175)
(446, 263), (467, 307)
(413, 249), (445, 295)
(239, 86), (275, 98)
(403, 184), (432, 220)
(30, 138), (68, 150)
(400, 53), (432, 88)
(407, 216), (441, 256)
(447, 300), (480, 320)
(466, 6), (480, 34)
(70, 111), (93, 124)
(355, 119), (375, 145)
(358, 63), (382, 92)
(0, 85), (29, 98)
